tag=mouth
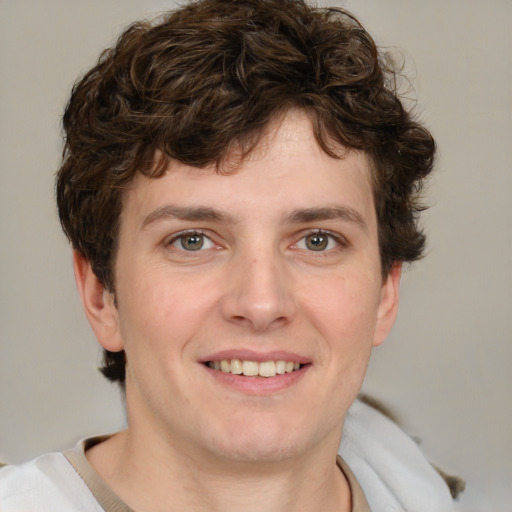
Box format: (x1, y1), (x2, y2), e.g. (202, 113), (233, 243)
(205, 359), (304, 378)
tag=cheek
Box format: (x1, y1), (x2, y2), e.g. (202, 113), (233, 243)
(115, 274), (209, 407)
(115, 267), (219, 356)
(301, 273), (381, 343)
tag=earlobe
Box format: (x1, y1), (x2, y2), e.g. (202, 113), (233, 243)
(73, 251), (124, 352)
(373, 264), (402, 347)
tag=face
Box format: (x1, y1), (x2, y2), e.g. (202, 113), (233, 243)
(79, 111), (400, 465)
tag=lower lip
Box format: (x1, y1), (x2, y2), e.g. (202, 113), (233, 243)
(203, 364), (311, 395)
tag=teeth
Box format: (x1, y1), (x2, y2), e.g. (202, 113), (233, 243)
(230, 359), (243, 374)
(208, 359), (302, 377)
(275, 360), (286, 374)
(242, 361), (259, 376)
(259, 361), (276, 377)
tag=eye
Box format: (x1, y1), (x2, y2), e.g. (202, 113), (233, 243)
(169, 231), (214, 251)
(296, 231), (341, 252)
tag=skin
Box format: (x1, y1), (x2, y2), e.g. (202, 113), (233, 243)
(74, 111), (401, 512)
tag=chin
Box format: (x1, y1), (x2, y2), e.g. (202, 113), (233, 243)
(208, 435), (307, 464)
(200, 415), (320, 464)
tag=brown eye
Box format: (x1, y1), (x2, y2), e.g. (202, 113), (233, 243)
(305, 232), (329, 251)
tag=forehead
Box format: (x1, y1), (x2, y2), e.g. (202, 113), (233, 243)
(122, 111), (375, 230)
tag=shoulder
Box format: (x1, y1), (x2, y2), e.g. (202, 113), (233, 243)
(340, 397), (463, 512)
(0, 452), (103, 512)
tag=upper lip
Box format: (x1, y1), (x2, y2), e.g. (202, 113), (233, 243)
(200, 349), (310, 364)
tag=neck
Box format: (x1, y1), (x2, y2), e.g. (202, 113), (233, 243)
(86, 428), (351, 512)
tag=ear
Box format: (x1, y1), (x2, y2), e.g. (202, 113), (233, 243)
(373, 263), (402, 347)
(73, 251), (124, 352)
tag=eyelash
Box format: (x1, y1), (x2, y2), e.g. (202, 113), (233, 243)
(166, 230), (217, 253)
(293, 229), (348, 253)
(166, 229), (347, 254)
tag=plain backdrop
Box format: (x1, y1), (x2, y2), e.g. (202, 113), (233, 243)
(1, 1), (510, 510)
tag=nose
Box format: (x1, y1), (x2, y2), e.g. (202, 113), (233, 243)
(221, 249), (297, 332)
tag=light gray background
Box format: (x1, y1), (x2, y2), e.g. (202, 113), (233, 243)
(1, 1), (510, 510)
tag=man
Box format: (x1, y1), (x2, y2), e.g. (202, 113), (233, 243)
(0, 1), (463, 510)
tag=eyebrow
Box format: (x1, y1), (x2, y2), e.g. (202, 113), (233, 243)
(141, 204), (368, 232)
(141, 205), (233, 229)
(283, 206), (368, 232)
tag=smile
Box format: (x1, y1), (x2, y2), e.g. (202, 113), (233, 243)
(207, 360), (302, 377)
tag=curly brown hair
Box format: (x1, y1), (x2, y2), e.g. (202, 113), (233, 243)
(56, 0), (435, 386)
